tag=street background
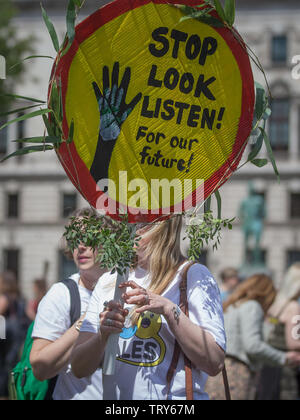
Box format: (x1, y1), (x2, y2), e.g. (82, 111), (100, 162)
(0, 0), (299, 297)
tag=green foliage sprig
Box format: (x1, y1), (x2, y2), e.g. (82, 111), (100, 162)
(246, 83), (279, 181)
(0, 0), (85, 163)
(186, 211), (235, 260)
(178, 0), (236, 28)
(0, 0), (34, 114)
(64, 213), (140, 276)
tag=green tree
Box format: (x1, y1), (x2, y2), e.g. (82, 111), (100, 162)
(0, 0), (34, 113)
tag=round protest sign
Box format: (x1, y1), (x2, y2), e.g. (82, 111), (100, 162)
(53, 0), (255, 222)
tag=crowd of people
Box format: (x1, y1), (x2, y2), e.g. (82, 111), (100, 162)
(0, 208), (300, 400)
(0, 272), (48, 399)
(206, 268), (300, 400)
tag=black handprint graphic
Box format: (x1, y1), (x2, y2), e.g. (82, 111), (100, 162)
(90, 62), (142, 184)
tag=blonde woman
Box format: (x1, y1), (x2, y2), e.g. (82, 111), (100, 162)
(71, 215), (226, 400)
(206, 274), (300, 400)
(257, 263), (300, 400)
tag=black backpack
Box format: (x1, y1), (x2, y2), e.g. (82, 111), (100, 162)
(10, 278), (81, 400)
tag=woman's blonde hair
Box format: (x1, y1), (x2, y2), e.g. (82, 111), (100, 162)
(131, 215), (186, 324)
(141, 215), (185, 295)
(268, 263), (300, 318)
(223, 274), (277, 314)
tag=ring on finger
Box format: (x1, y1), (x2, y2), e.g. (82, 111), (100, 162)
(106, 319), (114, 327)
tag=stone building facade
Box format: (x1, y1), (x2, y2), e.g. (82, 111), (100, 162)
(0, 0), (299, 298)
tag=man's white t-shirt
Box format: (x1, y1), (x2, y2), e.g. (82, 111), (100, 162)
(32, 273), (103, 401)
(81, 262), (226, 400)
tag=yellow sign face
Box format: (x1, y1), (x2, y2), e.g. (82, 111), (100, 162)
(56, 0), (254, 222)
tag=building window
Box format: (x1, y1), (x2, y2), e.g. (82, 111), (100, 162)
(287, 250), (300, 269)
(269, 98), (289, 152)
(0, 117), (8, 156)
(3, 249), (20, 282)
(58, 251), (77, 280)
(62, 193), (77, 218)
(16, 113), (26, 159)
(246, 249), (267, 265)
(17, 113), (26, 139)
(7, 193), (19, 219)
(272, 35), (287, 64)
(291, 193), (300, 219)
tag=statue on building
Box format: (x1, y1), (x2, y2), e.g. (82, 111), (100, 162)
(239, 182), (266, 266)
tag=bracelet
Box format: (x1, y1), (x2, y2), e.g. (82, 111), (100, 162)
(75, 319), (84, 332)
(172, 305), (181, 324)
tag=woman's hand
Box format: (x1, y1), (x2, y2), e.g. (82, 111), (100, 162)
(119, 281), (173, 316)
(100, 300), (129, 336)
(118, 281), (225, 376)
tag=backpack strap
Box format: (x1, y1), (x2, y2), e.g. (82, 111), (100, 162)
(166, 262), (231, 401)
(44, 279), (81, 401)
(60, 278), (81, 326)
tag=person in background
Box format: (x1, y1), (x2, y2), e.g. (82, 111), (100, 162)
(219, 267), (240, 302)
(205, 274), (300, 400)
(30, 208), (114, 400)
(298, 288), (300, 399)
(0, 271), (30, 399)
(26, 278), (48, 321)
(71, 215), (226, 400)
(257, 263), (300, 400)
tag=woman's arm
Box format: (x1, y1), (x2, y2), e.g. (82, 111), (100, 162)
(164, 304), (225, 376)
(121, 281), (225, 377)
(30, 320), (82, 381)
(71, 300), (224, 378)
(30, 282), (84, 381)
(71, 301), (128, 378)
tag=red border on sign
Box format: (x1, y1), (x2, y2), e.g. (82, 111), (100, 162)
(52, 0), (254, 223)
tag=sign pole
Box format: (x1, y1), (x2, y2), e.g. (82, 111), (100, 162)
(103, 223), (136, 377)
(102, 269), (129, 376)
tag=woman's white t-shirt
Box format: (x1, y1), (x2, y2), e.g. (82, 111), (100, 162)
(81, 262), (226, 400)
(32, 273), (103, 401)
